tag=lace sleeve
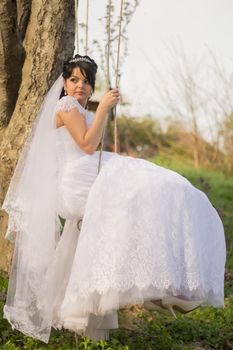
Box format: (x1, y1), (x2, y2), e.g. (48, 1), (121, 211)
(55, 96), (85, 115)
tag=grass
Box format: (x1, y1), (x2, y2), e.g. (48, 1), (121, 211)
(1, 297), (233, 349)
(0, 154), (233, 349)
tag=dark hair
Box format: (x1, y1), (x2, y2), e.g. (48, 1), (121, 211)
(60, 54), (98, 99)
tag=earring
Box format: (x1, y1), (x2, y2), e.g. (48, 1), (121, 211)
(64, 90), (67, 96)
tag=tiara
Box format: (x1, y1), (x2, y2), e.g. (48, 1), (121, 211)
(69, 57), (92, 64)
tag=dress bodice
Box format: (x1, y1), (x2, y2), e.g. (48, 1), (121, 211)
(55, 96), (94, 169)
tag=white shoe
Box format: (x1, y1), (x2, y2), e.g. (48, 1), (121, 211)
(161, 296), (202, 314)
(144, 297), (202, 319)
(144, 300), (177, 318)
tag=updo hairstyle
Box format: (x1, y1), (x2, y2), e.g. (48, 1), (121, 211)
(60, 54), (98, 99)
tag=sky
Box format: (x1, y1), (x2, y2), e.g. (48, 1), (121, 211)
(77, 0), (233, 139)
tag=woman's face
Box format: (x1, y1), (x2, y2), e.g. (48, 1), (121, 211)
(64, 67), (92, 107)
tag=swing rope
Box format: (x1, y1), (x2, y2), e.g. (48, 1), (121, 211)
(74, 0), (124, 174)
(113, 0), (124, 153)
(106, 0), (112, 90)
(97, 0), (112, 174)
(97, 0), (124, 173)
(85, 0), (89, 54)
(75, 0), (124, 229)
(74, 0), (79, 55)
(74, 0), (89, 55)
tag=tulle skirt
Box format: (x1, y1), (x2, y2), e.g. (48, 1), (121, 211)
(45, 152), (226, 340)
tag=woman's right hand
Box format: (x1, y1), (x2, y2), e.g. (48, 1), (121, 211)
(98, 89), (120, 112)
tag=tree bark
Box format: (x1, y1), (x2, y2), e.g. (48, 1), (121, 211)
(0, 0), (24, 126)
(0, 0), (75, 272)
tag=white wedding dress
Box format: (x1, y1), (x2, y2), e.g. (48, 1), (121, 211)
(37, 95), (226, 341)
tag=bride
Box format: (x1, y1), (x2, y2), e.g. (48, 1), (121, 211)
(2, 54), (226, 343)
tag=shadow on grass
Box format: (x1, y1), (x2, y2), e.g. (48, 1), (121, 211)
(1, 287), (233, 350)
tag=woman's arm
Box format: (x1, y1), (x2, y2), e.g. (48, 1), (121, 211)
(58, 89), (119, 154)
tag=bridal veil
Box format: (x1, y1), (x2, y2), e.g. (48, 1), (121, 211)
(2, 75), (64, 342)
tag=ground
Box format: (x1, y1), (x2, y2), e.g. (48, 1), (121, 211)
(0, 156), (233, 349)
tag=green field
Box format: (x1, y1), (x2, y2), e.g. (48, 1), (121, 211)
(1, 156), (233, 349)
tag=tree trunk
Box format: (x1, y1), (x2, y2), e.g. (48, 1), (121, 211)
(0, 0), (24, 126)
(0, 0), (75, 272)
